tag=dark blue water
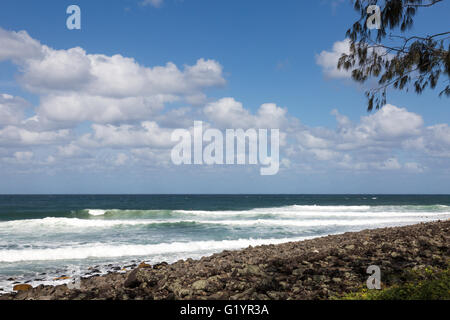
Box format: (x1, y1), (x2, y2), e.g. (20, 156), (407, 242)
(1, 194), (450, 221)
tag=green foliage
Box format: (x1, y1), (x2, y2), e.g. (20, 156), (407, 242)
(339, 0), (449, 110)
(340, 266), (450, 300)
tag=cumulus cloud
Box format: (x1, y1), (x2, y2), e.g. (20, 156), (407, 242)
(0, 28), (43, 63)
(403, 124), (450, 157)
(0, 94), (30, 127)
(204, 98), (288, 129)
(114, 153), (129, 166)
(332, 104), (424, 151)
(58, 143), (90, 158)
(316, 39), (389, 80)
(0, 28), (225, 129)
(0, 28), (448, 179)
(14, 151), (33, 162)
(289, 104), (439, 173)
(316, 39), (352, 79)
(0, 126), (70, 146)
(36, 94), (175, 125)
(79, 121), (175, 148)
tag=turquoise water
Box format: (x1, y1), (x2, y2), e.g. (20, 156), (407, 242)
(0, 194), (449, 293)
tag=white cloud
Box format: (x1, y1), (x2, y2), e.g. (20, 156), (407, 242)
(0, 28), (43, 63)
(0, 126), (70, 146)
(316, 39), (389, 80)
(57, 143), (90, 158)
(332, 104), (423, 150)
(14, 151), (33, 162)
(37, 94), (174, 125)
(131, 148), (172, 167)
(287, 104), (442, 174)
(114, 153), (129, 166)
(20, 49), (225, 97)
(0, 28), (226, 128)
(0, 94), (30, 126)
(79, 121), (175, 148)
(403, 123), (450, 157)
(316, 39), (352, 79)
(404, 162), (426, 173)
(0, 28), (448, 179)
(204, 98), (288, 129)
(376, 158), (402, 170)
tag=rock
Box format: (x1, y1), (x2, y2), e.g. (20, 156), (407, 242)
(138, 262), (152, 269)
(230, 288), (255, 300)
(292, 268), (305, 276)
(266, 291), (285, 300)
(313, 275), (326, 282)
(242, 265), (263, 276)
(53, 276), (71, 280)
(13, 284), (32, 292)
(345, 245), (355, 250)
(153, 262), (168, 270)
(124, 268), (159, 288)
(178, 288), (191, 298)
(192, 279), (208, 291)
(124, 269), (140, 288)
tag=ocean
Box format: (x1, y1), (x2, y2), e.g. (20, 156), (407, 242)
(0, 194), (449, 293)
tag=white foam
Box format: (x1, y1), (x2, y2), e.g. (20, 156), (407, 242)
(0, 237), (309, 263)
(0, 217), (151, 230)
(200, 217), (442, 227)
(87, 209), (108, 216)
(1, 211), (449, 235)
(174, 205), (450, 218)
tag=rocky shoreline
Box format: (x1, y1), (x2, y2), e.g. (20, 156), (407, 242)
(1, 220), (449, 300)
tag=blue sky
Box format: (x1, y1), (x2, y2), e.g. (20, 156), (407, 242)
(0, 0), (449, 194)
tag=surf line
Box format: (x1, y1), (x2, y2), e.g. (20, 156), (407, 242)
(171, 121), (280, 175)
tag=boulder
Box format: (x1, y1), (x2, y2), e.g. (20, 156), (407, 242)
(192, 279), (208, 291)
(138, 262), (152, 269)
(13, 284), (32, 292)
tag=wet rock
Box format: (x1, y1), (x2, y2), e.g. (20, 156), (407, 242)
(13, 284), (32, 292)
(153, 262), (168, 270)
(138, 262), (152, 269)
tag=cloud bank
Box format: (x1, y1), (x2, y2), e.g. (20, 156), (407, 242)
(0, 28), (449, 183)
